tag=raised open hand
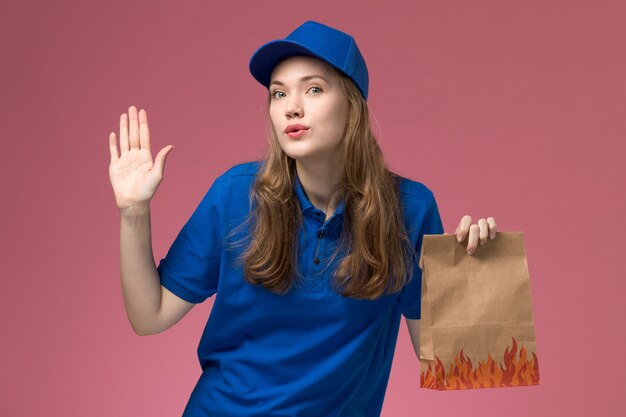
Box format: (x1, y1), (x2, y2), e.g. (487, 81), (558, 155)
(108, 106), (174, 212)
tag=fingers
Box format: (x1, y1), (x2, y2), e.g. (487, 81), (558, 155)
(118, 106), (148, 154)
(487, 217), (497, 239)
(153, 145), (175, 177)
(128, 106), (139, 150)
(119, 112), (129, 154)
(139, 108), (150, 151)
(109, 132), (119, 163)
(461, 216), (498, 255)
(477, 218), (489, 245)
(455, 215), (472, 242)
(466, 224), (479, 255)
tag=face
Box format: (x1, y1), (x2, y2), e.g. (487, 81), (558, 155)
(268, 55), (349, 165)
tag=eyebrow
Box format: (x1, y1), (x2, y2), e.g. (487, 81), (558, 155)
(269, 75), (330, 87)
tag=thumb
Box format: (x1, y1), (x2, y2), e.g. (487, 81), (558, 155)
(154, 145), (174, 177)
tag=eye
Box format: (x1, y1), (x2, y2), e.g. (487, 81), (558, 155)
(270, 90), (285, 99)
(309, 86), (322, 94)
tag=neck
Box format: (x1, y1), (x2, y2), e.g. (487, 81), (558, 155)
(295, 159), (344, 217)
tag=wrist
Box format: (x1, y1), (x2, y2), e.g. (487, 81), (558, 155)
(119, 203), (151, 218)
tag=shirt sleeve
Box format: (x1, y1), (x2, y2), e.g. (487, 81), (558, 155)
(156, 179), (223, 304)
(397, 194), (444, 319)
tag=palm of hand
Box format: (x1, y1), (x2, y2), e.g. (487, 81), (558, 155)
(108, 106), (174, 211)
(109, 148), (159, 209)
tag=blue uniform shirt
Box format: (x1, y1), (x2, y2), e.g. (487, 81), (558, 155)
(157, 160), (444, 417)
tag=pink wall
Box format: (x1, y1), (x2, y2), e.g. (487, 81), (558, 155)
(1, 0), (624, 415)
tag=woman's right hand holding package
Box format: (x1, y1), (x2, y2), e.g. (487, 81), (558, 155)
(108, 105), (174, 214)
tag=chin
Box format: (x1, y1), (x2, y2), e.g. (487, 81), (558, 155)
(282, 151), (314, 162)
(280, 143), (318, 160)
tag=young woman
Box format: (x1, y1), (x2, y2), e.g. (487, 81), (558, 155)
(109, 20), (498, 417)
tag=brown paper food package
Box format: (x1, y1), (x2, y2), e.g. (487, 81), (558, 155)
(418, 232), (540, 390)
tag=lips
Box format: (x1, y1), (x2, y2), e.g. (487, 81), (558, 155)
(287, 129), (308, 138)
(284, 124), (309, 133)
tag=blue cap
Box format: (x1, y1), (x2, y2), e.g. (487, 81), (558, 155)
(249, 20), (369, 101)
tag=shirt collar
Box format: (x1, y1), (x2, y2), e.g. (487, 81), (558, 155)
(294, 172), (345, 219)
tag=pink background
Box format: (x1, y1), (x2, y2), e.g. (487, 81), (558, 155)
(1, 0), (624, 415)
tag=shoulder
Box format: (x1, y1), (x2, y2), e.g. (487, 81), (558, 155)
(204, 160), (263, 217)
(215, 161), (263, 181)
(209, 160), (263, 195)
(394, 173), (437, 208)
(393, 173), (444, 238)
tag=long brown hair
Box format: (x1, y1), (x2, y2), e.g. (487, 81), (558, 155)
(226, 67), (416, 299)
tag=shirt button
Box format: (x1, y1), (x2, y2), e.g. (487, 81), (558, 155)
(313, 257), (320, 265)
(317, 231), (323, 239)
(315, 212), (322, 216)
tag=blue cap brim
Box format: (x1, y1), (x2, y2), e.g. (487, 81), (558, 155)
(249, 40), (339, 90)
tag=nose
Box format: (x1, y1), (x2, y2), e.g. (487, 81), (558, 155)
(285, 95), (303, 119)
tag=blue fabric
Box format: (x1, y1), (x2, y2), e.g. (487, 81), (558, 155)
(157, 160), (444, 417)
(248, 20), (370, 100)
